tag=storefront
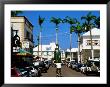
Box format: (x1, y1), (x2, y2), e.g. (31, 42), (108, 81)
(12, 49), (33, 68)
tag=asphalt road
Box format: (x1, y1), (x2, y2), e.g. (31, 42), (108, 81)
(41, 65), (89, 77)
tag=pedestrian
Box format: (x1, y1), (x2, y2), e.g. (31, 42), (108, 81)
(56, 62), (62, 77)
(53, 44), (62, 77)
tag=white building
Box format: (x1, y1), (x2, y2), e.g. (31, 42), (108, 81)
(33, 42), (56, 60)
(80, 28), (100, 63)
(65, 48), (78, 61)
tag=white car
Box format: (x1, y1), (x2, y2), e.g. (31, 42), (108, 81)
(29, 66), (39, 77)
(71, 62), (77, 70)
(85, 59), (100, 76)
(80, 64), (87, 74)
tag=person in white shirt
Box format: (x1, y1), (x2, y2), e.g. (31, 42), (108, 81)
(54, 44), (62, 77)
(56, 63), (62, 77)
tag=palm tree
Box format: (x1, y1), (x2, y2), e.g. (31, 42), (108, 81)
(11, 11), (22, 17)
(74, 21), (85, 63)
(38, 16), (45, 60)
(81, 12), (96, 60)
(94, 16), (100, 28)
(63, 16), (77, 61)
(50, 17), (62, 45)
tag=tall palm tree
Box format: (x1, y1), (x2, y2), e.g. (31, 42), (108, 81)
(63, 16), (77, 61)
(74, 21), (85, 63)
(50, 17), (62, 45)
(38, 16), (45, 60)
(11, 11), (22, 17)
(81, 12), (96, 60)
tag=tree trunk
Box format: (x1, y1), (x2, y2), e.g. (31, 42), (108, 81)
(70, 33), (72, 61)
(78, 33), (81, 63)
(38, 35), (39, 57)
(56, 26), (58, 45)
(90, 28), (94, 60)
(40, 26), (42, 61)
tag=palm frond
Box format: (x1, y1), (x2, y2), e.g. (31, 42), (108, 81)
(38, 15), (45, 26)
(11, 11), (22, 17)
(50, 17), (62, 26)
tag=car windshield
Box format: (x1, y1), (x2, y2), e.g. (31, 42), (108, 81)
(45, 61), (48, 64)
(87, 60), (100, 67)
(94, 61), (100, 67)
(81, 64), (85, 67)
(71, 61), (75, 64)
(87, 61), (92, 67)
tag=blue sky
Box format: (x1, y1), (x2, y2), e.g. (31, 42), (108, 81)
(18, 11), (100, 50)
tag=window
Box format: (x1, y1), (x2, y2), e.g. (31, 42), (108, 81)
(26, 31), (30, 38)
(94, 40), (100, 46)
(86, 40), (91, 45)
(31, 34), (33, 42)
(86, 40), (100, 46)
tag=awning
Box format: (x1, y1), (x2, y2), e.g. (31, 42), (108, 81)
(16, 49), (33, 57)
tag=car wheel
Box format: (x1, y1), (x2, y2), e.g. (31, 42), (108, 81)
(86, 72), (88, 76)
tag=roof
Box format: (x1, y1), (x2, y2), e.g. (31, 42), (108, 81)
(11, 16), (34, 27)
(66, 48), (78, 52)
(83, 28), (100, 36)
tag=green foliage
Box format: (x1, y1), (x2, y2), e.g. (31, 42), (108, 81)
(94, 16), (100, 28)
(81, 12), (96, 31)
(38, 16), (45, 27)
(11, 11), (22, 17)
(50, 17), (62, 26)
(70, 26), (75, 34)
(63, 16), (77, 25)
(63, 16), (77, 34)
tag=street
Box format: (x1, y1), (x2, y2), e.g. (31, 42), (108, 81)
(41, 65), (95, 77)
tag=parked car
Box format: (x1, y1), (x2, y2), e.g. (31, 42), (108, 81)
(11, 67), (22, 77)
(33, 65), (42, 76)
(48, 60), (52, 66)
(28, 66), (39, 77)
(75, 63), (82, 72)
(69, 60), (75, 68)
(71, 62), (78, 70)
(19, 67), (29, 77)
(80, 64), (87, 74)
(39, 61), (48, 73)
(44, 60), (50, 70)
(85, 59), (100, 76)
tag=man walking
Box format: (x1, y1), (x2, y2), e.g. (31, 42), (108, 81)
(54, 44), (62, 77)
(56, 62), (61, 77)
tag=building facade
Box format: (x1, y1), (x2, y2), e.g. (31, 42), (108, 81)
(11, 16), (34, 53)
(80, 28), (100, 63)
(65, 48), (78, 62)
(33, 42), (56, 60)
(33, 42), (64, 61)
